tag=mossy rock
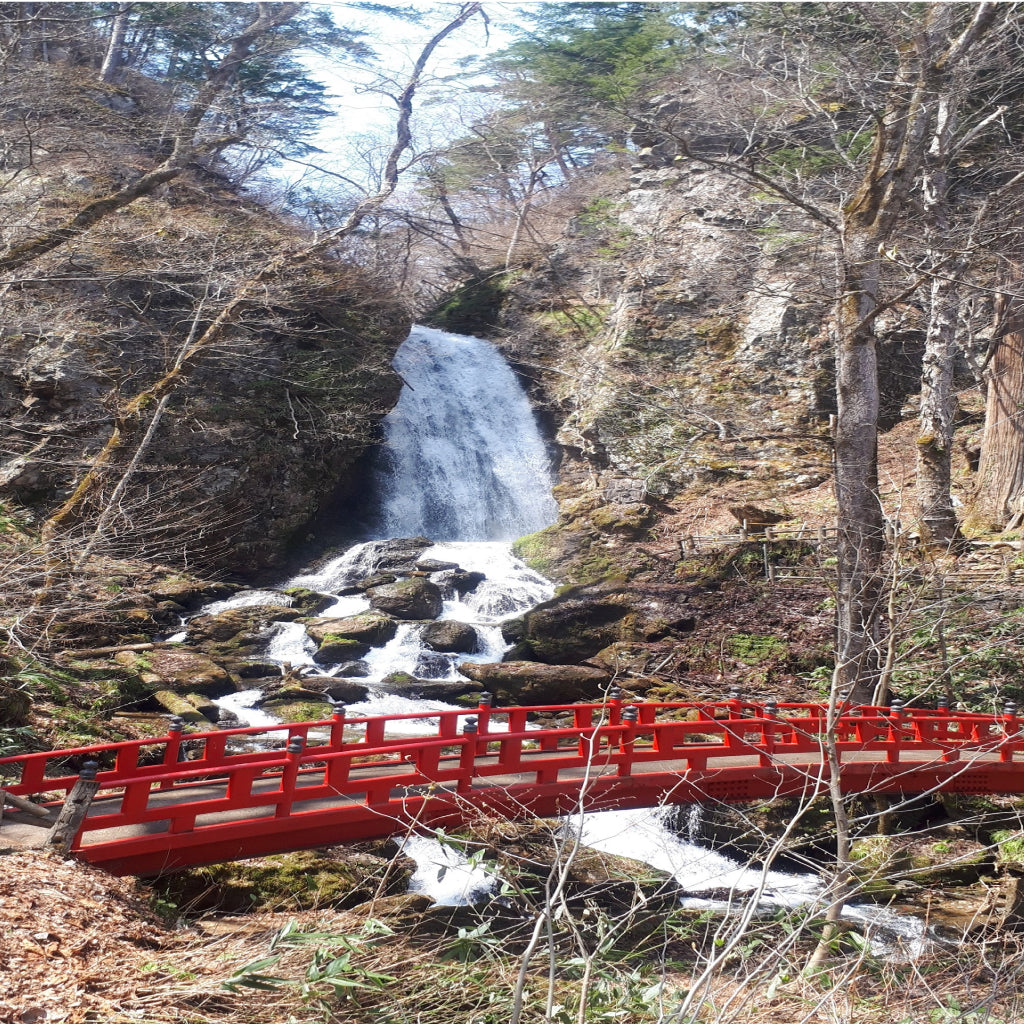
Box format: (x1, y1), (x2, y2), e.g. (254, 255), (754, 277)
(306, 613), (397, 647)
(851, 836), (912, 878)
(590, 502), (654, 537)
(282, 586), (336, 615)
(261, 697), (332, 723)
(114, 648), (234, 697)
(155, 848), (411, 914)
(312, 636), (371, 665)
(908, 837), (990, 885)
(366, 578), (443, 620)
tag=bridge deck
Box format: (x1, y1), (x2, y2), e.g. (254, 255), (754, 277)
(3, 698), (1022, 875)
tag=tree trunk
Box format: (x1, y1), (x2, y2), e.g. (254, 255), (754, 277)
(99, 3), (131, 83)
(975, 285), (1024, 529)
(833, 234), (885, 705)
(917, 270), (961, 544)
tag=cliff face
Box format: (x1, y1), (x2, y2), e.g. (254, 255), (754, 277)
(0, 72), (408, 575)
(433, 157), (926, 584)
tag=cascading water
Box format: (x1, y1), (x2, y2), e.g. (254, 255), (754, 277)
(368, 326), (557, 540)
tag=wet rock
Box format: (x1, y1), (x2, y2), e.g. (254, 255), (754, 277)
(187, 605), (301, 650)
(450, 570), (486, 595)
(335, 660), (371, 678)
(457, 661), (610, 704)
(366, 578), (443, 620)
(316, 678), (371, 703)
(312, 638), (371, 666)
(282, 587), (336, 615)
(306, 613), (398, 648)
(415, 558), (460, 572)
(421, 620), (478, 654)
(355, 572), (397, 590)
(115, 648), (234, 697)
(234, 660), (281, 679)
(381, 671), (478, 700)
(358, 537), (433, 574)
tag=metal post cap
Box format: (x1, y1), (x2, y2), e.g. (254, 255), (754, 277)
(80, 760), (99, 780)
(622, 707), (639, 722)
(287, 736), (304, 754)
(168, 716), (184, 732)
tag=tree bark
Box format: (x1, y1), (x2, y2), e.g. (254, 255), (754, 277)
(917, 269), (961, 543)
(833, 232), (885, 705)
(99, 2), (131, 83)
(975, 285), (1024, 529)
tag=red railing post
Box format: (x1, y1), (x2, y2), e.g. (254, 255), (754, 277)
(1001, 701), (1019, 762)
(329, 706), (346, 748)
(606, 686), (623, 727)
(457, 718), (478, 793)
(477, 693), (493, 738)
(886, 701), (904, 763)
(160, 716), (184, 789)
(760, 700), (778, 767)
(617, 706), (639, 776)
(276, 736), (304, 818)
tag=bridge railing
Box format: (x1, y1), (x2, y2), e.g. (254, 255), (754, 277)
(2, 698), (1023, 853)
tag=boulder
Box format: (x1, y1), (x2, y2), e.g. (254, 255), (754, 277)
(317, 678), (371, 703)
(282, 587), (337, 615)
(421, 620), (478, 654)
(312, 638), (371, 666)
(415, 558), (460, 572)
(306, 613), (397, 647)
(511, 588), (633, 664)
(510, 584), (693, 665)
(114, 648), (234, 696)
(457, 661), (610, 704)
(381, 671), (479, 701)
(187, 605), (301, 650)
(335, 660), (371, 678)
(366, 578), (443, 620)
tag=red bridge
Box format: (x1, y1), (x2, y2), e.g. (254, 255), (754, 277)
(2, 695), (1023, 876)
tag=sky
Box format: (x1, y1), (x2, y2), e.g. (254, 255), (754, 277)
(291, 2), (529, 192)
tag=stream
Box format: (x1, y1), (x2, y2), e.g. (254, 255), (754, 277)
(198, 325), (928, 958)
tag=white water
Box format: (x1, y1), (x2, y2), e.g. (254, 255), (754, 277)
(369, 326), (558, 540)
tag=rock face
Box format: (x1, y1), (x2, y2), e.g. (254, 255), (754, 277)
(458, 661), (610, 704)
(366, 578), (444, 620)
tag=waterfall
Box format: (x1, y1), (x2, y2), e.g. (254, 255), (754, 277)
(368, 326), (557, 540)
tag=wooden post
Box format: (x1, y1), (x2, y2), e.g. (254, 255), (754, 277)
(46, 761), (100, 855)
(1, 790), (53, 820)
